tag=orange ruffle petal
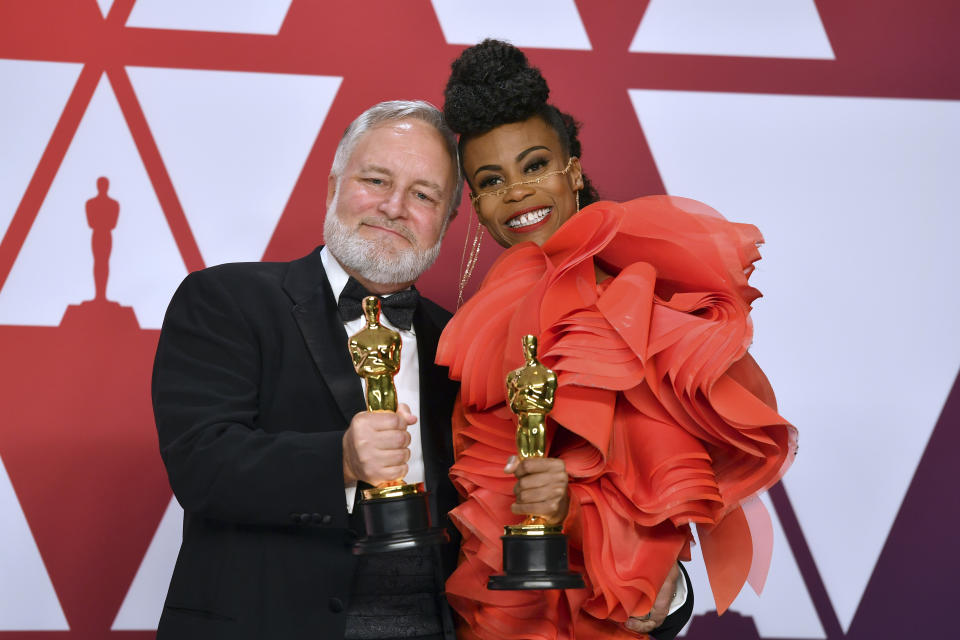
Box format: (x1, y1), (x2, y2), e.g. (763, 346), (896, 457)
(699, 505), (753, 615)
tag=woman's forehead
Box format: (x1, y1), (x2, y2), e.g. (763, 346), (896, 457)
(463, 117), (563, 166)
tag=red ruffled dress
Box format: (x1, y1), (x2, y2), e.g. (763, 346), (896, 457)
(436, 197), (798, 639)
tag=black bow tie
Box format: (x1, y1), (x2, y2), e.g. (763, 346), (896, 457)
(337, 277), (419, 331)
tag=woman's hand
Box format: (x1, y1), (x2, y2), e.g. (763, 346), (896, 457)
(624, 564), (681, 635)
(504, 455), (569, 525)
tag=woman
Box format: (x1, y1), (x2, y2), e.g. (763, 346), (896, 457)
(436, 40), (797, 639)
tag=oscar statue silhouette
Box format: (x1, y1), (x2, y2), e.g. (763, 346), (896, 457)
(60, 176), (138, 331)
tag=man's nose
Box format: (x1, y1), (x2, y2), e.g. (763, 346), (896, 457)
(378, 187), (406, 218)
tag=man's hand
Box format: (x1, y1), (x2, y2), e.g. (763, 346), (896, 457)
(504, 455), (569, 525)
(342, 403), (416, 486)
(625, 563), (680, 635)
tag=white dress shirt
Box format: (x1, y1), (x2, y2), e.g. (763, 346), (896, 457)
(320, 248), (425, 513)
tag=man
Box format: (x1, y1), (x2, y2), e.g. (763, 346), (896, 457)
(152, 100), (463, 640)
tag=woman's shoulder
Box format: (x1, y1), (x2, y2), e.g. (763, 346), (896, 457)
(590, 195), (765, 308)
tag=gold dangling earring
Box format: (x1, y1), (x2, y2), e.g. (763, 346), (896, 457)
(457, 217), (484, 308)
(576, 189), (580, 212)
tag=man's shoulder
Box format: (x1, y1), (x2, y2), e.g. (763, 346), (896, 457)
(167, 247), (329, 317)
(173, 261), (287, 305)
(181, 246), (323, 294)
(189, 259), (288, 286)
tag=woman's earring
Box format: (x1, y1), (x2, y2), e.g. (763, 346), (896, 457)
(576, 190), (580, 212)
(457, 218), (484, 308)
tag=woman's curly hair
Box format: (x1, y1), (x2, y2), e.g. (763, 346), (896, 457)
(443, 39), (600, 207)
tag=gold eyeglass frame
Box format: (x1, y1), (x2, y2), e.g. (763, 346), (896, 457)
(469, 157), (576, 206)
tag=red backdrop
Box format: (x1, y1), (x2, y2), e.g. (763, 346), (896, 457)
(1, 1), (958, 638)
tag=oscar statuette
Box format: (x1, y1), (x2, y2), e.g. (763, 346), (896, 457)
(487, 335), (585, 590)
(348, 296), (448, 554)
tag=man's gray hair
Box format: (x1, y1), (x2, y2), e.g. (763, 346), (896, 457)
(330, 100), (463, 218)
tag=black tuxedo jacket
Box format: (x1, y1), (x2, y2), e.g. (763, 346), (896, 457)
(152, 247), (459, 640)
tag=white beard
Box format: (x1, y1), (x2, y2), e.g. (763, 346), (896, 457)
(323, 189), (444, 285)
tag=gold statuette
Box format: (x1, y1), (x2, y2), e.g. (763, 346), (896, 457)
(348, 296), (416, 499)
(505, 335), (561, 534)
(488, 334), (584, 589)
(507, 334), (557, 459)
(349, 296), (402, 412)
(347, 295), (448, 554)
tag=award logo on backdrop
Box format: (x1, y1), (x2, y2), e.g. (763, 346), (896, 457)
(60, 177), (139, 330)
(0, 1), (957, 638)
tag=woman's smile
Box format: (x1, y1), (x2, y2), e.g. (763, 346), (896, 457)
(506, 206), (552, 231)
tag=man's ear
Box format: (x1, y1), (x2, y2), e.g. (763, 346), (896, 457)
(326, 174), (338, 209)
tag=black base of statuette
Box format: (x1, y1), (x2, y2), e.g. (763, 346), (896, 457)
(352, 490), (449, 555)
(487, 532), (585, 590)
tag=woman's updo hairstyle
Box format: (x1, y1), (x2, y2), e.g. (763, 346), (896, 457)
(443, 39), (599, 208)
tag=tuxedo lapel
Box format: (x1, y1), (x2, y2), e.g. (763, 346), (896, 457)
(284, 247), (365, 425)
(414, 305), (455, 514)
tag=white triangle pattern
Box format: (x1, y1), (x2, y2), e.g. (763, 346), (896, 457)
(112, 497), (183, 630)
(431, 0), (591, 50)
(0, 454), (69, 630)
(0, 73), (188, 329)
(126, 0), (292, 36)
(629, 88), (960, 631)
(95, 0), (115, 19)
(0, 59), (82, 243)
(126, 67), (341, 268)
(631, 0), (834, 59)
(679, 494), (825, 638)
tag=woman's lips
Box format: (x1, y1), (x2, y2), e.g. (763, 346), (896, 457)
(505, 206), (552, 233)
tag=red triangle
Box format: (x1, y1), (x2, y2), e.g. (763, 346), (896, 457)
(0, 313), (171, 633)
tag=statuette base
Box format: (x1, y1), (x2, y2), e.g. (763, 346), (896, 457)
(352, 484), (449, 555)
(487, 531), (585, 590)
